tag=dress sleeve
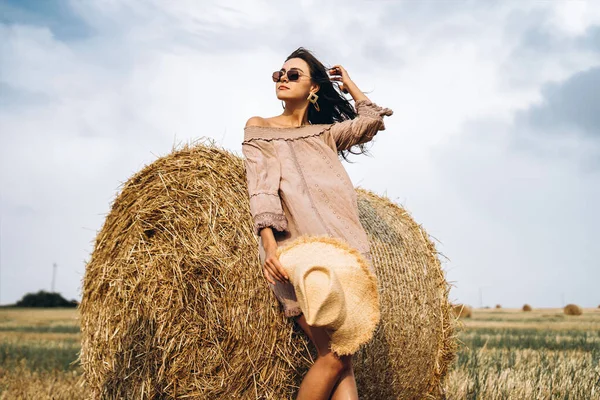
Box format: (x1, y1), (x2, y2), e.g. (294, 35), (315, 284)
(241, 139), (288, 236)
(325, 99), (394, 151)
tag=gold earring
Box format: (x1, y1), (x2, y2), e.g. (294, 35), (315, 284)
(307, 92), (320, 112)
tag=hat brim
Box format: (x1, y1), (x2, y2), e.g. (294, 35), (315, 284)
(277, 235), (380, 355)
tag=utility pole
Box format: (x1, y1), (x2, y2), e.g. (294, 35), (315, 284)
(51, 262), (57, 293)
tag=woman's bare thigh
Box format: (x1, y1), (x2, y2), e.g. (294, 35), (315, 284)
(295, 314), (334, 357)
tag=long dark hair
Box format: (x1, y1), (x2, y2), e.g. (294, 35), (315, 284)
(284, 47), (371, 162)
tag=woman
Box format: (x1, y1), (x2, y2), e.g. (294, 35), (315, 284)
(241, 47), (393, 400)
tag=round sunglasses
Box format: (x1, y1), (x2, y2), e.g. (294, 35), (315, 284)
(272, 69), (309, 83)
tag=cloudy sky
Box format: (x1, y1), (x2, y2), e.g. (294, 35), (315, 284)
(1, 0), (598, 308)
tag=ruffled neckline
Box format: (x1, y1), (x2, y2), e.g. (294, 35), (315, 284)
(244, 123), (331, 131)
(242, 100), (392, 143)
(243, 123), (334, 143)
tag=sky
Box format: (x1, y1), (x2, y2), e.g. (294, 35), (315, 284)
(0, 0), (598, 308)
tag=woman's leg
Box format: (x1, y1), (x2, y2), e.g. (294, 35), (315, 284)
(294, 314), (357, 400)
(330, 364), (358, 400)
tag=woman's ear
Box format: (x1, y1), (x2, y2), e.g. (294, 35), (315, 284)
(311, 83), (320, 93)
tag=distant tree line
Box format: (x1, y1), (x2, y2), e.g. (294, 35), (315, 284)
(13, 290), (79, 308)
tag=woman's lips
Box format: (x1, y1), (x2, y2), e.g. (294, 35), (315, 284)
(278, 86), (289, 90)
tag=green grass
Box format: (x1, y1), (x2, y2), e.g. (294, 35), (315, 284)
(458, 328), (600, 352)
(0, 325), (80, 334)
(0, 341), (80, 371)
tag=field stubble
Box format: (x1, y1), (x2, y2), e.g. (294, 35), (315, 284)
(446, 307), (600, 399)
(0, 307), (598, 399)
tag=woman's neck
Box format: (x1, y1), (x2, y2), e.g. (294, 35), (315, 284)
(279, 102), (310, 127)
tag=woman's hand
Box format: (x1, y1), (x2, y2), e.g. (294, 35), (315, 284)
(328, 65), (352, 94)
(328, 65), (369, 102)
(259, 227), (289, 285)
(263, 248), (289, 285)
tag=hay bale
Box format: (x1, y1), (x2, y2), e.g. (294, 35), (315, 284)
(563, 304), (583, 316)
(522, 304), (532, 311)
(79, 140), (456, 400)
(495, 304), (501, 309)
(451, 304), (472, 318)
(355, 189), (456, 399)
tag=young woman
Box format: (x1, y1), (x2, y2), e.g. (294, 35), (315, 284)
(242, 47), (393, 400)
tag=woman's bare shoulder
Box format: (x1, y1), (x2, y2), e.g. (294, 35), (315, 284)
(245, 116), (269, 128)
(245, 116), (291, 128)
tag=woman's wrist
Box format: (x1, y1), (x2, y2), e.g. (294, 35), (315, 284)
(259, 228), (278, 254)
(346, 80), (369, 103)
(264, 243), (278, 255)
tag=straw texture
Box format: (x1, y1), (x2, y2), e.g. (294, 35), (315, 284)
(353, 189), (457, 399)
(78, 139), (456, 399)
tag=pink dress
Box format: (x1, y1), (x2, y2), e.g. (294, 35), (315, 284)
(241, 99), (393, 317)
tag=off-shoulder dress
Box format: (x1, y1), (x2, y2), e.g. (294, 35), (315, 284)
(241, 99), (393, 317)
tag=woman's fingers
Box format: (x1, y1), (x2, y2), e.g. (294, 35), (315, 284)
(329, 65), (350, 93)
(265, 263), (280, 282)
(263, 251), (289, 284)
(273, 258), (289, 281)
(263, 267), (275, 285)
(329, 65), (347, 77)
(264, 256), (289, 283)
(266, 259), (285, 282)
(328, 66), (341, 77)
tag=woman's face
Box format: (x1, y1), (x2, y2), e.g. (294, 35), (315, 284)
(275, 58), (317, 101)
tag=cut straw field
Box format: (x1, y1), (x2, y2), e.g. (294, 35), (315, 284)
(0, 307), (598, 399)
(447, 307), (600, 399)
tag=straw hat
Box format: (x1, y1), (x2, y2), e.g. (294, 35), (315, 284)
(276, 235), (380, 356)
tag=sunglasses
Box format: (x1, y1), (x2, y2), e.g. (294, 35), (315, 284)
(272, 69), (308, 83)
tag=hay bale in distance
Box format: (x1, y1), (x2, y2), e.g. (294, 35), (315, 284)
(495, 304), (501, 309)
(522, 304), (533, 311)
(452, 304), (472, 318)
(563, 304), (583, 316)
(79, 140), (456, 399)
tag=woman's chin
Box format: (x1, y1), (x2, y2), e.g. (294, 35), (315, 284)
(276, 93), (298, 101)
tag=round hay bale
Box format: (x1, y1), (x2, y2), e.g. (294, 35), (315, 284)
(355, 189), (456, 399)
(522, 304), (532, 312)
(79, 140), (456, 399)
(495, 304), (501, 309)
(451, 304), (472, 318)
(563, 304), (583, 316)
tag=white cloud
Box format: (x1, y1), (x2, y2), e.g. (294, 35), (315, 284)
(551, 0), (600, 35)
